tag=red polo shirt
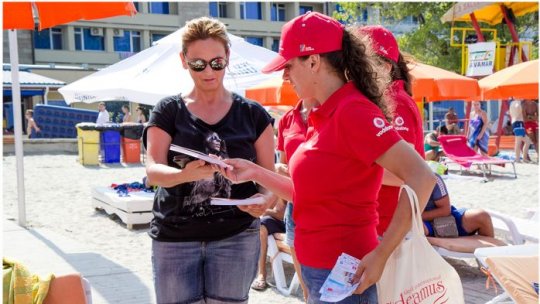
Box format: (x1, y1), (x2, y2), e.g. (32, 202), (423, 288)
(277, 101), (308, 162)
(289, 82), (402, 269)
(377, 80), (425, 236)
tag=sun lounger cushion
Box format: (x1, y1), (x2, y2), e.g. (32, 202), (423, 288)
(43, 273), (87, 304)
(485, 256), (539, 304)
(427, 235), (506, 253)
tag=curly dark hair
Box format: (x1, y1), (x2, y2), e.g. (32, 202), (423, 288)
(304, 28), (394, 122)
(376, 53), (413, 97)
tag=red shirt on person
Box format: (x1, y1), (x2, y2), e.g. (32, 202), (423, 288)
(289, 82), (402, 269)
(377, 80), (425, 236)
(276, 101), (308, 162)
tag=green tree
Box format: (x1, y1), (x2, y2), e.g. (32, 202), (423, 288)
(333, 2), (538, 74)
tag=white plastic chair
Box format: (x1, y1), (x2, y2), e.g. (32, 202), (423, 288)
(266, 234), (299, 296)
(487, 209), (539, 244)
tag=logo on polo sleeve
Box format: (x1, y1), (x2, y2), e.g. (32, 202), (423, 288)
(373, 117), (386, 128)
(374, 117), (393, 137)
(394, 116), (409, 132)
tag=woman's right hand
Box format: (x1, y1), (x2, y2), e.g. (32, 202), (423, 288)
(219, 158), (258, 184)
(183, 159), (216, 182)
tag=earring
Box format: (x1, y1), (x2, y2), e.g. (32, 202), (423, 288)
(344, 69), (351, 82)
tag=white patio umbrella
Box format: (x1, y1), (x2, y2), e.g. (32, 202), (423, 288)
(59, 29), (281, 106)
(3, 1), (136, 227)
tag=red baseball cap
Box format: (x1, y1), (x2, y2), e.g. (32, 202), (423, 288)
(262, 12), (344, 74)
(358, 25), (399, 63)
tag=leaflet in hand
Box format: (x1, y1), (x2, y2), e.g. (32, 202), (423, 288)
(319, 253), (361, 302)
(169, 144), (231, 169)
(210, 196), (265, 206)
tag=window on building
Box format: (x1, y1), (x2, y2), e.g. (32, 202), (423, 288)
(245, 37), (263, 46)
(271, 39), (280, 52)
(299, 5), (313, 15)
(151, 33), (167, 44)
(209, 2), (227, 18)
(362, 9), (368, 22)
(113, 30), (141, 53)
(74, 27), (104, 51)
(271, 3), (286, 21)
(240, 2), (262, 20)
(133, 2), (140, 12)
(34, 27), (62, 50)
(149, 2), (169, 14)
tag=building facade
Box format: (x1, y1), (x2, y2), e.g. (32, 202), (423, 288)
(3, 2), (332, 69)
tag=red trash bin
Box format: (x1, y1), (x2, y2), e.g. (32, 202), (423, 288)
(122, 137), (141, 163)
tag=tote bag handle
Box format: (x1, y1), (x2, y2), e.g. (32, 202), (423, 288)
(400, 184), (424, 236)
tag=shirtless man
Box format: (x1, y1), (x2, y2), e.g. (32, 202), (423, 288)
(509, 99), (532, 162)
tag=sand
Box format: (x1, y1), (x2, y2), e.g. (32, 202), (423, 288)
(2, 153), (538, 303)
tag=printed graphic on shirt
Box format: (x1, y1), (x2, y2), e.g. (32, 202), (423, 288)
(175, 131), (232, 217)
(373, 117), (394, 137)
(393, 115), (409, 132)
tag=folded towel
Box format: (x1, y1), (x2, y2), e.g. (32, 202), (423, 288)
(3, 258), (54, 304)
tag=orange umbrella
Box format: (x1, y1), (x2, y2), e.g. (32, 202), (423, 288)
(408, 62), (480, 102)
(245, 77), (299, 106)
(3, 2), (137, 30)
(479, 59), (539, 100)
(440, 2), (538, 25)
(247, 63), (480, 105)
(4, 1), (136, 227)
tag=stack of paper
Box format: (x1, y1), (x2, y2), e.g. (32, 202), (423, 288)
(319, 253), (361, 302)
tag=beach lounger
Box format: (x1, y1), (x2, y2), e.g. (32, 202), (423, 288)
(266, 234), (299, 296)
(428, 210), (525, 259)
(438, 135), (517, 180)
(474, 244), (539, 304)
(44, 273), (92, 304)
(91, 186), (154, 229)
(487, 209), (539, 244)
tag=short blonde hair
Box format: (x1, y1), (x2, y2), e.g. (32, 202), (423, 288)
(182, 17), (230, 56)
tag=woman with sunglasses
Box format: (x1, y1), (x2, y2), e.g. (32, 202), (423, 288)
(219, 12), (436, 303)
(142, 17), (275, 304)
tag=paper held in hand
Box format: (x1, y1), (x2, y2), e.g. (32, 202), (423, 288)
(319, 253), (361, 302)
(210, 197), (266, 206)
(169, 144), (231, 169)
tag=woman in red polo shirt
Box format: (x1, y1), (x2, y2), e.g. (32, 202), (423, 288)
(221, 12), (436, 303)
(356, 26), (426, 237)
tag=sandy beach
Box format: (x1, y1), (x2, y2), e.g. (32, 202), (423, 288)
(2, 153), (538, 303)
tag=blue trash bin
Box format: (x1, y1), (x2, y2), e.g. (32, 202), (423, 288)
(100, 130), (121, 163)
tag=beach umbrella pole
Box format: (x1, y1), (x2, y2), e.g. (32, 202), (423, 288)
(9, 29), (27, 227)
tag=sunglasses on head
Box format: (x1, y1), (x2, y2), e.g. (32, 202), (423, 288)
(186, 57), (228, 72)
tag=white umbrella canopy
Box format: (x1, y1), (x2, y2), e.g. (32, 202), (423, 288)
(59, 29), (281, 106)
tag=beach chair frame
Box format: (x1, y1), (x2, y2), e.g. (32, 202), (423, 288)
(266, 234), (299, 296)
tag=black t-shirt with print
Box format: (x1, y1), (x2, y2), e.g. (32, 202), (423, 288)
(143, 93), (273, 242)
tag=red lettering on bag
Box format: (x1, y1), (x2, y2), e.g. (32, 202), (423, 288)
(387, 280), (448, 304)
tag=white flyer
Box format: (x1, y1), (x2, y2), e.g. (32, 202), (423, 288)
(210, 196), (265, 206)
(319, 253), (361, 302)
(169, 144), (231, 169)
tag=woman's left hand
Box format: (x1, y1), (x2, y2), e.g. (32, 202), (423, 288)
(352, 249), (387, 295)
(237, 192), (276, 218)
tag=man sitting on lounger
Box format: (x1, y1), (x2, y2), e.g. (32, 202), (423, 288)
(424, 126), (448, 162)
(423, 173), (494, 237)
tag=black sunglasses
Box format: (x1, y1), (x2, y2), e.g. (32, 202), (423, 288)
(186, 57), (228, 72)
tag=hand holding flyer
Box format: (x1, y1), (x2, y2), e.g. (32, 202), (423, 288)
(319, 253), (361, 302)
(169, 144), (231, 169)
